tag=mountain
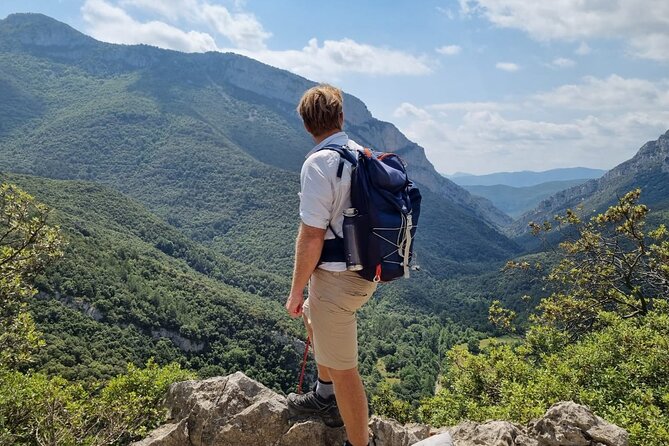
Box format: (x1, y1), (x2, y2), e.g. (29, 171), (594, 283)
(463, 179), (592, 219)
(0, 13), (518, 278)
(509, 130), (669, 238)
(0, 13), (527, 401)
(449, 167), (605, 187)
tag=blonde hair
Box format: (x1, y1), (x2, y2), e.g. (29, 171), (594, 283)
(296, 84), (343, 136)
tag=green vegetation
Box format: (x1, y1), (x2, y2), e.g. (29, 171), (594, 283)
(0, 361), (193, 445)
(3, 173), (487, 406)
(0, 182), (194, 445)
(5, 174), (302, 389)
(420, 191), (669, 445)
(0, 183), (63, 367)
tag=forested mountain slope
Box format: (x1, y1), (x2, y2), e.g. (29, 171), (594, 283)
(5, 173), (300, 388)
(0, 13), (519, 279)
(4, 173), (487, 401)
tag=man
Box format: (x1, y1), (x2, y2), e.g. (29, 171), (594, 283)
(285, 84), (377, 446)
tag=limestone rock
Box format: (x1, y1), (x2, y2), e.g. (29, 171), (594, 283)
(132, 372), (431, 446)
(277, 419), (345, 446)
(136, 372), (290, 446)
(133, 373), (628, 446)
(370, 416), (429, 446)
(450, 420), (522, 446)
(131, 419), (189, 446)
(527, 402), (629, 446)
(446, 401), (628, 446)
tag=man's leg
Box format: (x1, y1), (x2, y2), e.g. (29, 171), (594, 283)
(329, 366), (369, 446)
(291, 269), (376, 440)
(303, 312), (332, 383)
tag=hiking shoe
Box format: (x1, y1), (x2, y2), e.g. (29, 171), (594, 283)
(320, 402), (344, 428)
(287, 390), (344, 428)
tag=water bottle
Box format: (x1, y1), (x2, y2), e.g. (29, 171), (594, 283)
(342, 208), (363, 271)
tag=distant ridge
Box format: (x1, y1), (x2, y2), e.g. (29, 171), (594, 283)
(463, 179), (591, 219)
(448, 167), (606, 187)
(509, 130), (669, 237)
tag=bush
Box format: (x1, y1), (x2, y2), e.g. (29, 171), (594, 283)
(0, 360), (194, 445)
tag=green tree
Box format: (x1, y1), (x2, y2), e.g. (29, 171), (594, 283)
(371, 381), (415, 424)
(0, 183), (64, 367)
(421, 190), (669, 446)
(530, 189), (669, 342)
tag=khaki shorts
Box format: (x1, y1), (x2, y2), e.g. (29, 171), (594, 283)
(302, 268), (377, 370)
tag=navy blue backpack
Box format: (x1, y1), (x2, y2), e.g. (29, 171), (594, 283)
(318, 145), (421, 282)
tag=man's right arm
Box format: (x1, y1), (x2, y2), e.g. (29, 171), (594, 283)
(285, 154), (334, 317)
(285, 222), (326, 318)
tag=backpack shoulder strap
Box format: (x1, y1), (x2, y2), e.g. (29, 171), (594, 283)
(319, 144), (358, 178)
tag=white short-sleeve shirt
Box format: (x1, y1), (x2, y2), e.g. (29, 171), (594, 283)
(299, 131), (364, 272)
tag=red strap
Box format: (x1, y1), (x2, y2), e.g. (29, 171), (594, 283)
(297, 336), (311, 394)
(374, 264), (382, 283)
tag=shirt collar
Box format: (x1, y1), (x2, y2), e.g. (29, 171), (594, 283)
(305, 131), (349, 158)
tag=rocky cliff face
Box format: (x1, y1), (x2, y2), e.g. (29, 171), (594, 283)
(133, 372), (628, 446)
(509, 129), (669, 237)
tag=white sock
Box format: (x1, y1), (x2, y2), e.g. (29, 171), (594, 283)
(316, 378), (334, 400)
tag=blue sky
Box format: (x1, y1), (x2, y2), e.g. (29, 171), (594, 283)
(2, 0), (668, 174)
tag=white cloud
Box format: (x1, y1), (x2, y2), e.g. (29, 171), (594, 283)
(436, 45), (462, 55)
(629, 32), (669, 62)
(550, 57), (575, 68)
(119, 0), (197, 21)
(118, 0), (270, 50)
(82, 0), (430, 78)
(392, 75), (669, 174)
(234, 38), (432, 80)
(199, 2), (270, 50)
(575, 42), (591, 55)
(534, 75), (669, 111)
(393, 103), (432, 120)
(82, 0), (218, 52)
(459, 0), (669, 61)
(496, 62), (519, 72)
(461, 110), (584, 141)
(427, 102), (513, 112)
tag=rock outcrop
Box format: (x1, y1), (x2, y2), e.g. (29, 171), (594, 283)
(427, 401), (629, 446)
(131, 372), (426, 446)
(133, 373), (628, 446)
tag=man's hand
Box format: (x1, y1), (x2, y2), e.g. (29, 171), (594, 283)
(285, 291), (304, 318)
